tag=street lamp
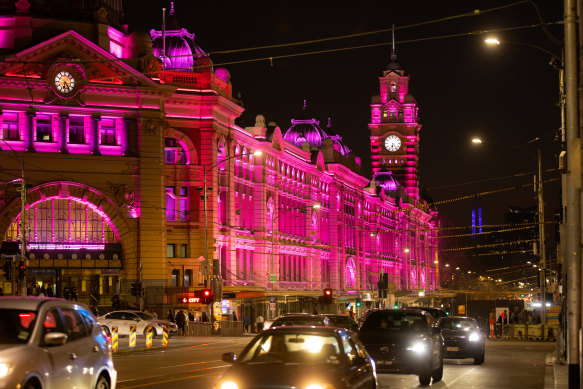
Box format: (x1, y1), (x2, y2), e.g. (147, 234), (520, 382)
(202, 149), (262, 304)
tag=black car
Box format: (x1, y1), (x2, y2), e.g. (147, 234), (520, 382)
(358, 309), (444, 386)
(269, 313), (329, 328)
(402, 306), (449, 320)
(437, 316), (485, 364)
(322, 314), (359, 331)
(216, 326), (378, 389)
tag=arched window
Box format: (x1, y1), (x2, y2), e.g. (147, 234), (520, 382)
(164, 137), (188, 165)
(6, 198), (118, 243)
(346, 257), (356, 288)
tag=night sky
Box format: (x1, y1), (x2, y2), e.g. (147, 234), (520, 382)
(125, 0), (563, 255)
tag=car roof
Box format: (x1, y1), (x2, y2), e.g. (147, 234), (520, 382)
(274, 313), (323, 319)
(0, 296), (71, 310)
(261, 325), (346, 335)
(439, 316), (475, 321)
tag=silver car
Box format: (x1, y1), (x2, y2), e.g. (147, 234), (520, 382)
(0, 296), (117, 389)
(98, 310), (178, 337)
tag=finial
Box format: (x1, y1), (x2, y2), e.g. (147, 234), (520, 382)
(170, 1), (175, 14)
(327, 117), (332, 129)
(303, 100), (307, 110)
(391, 24), (397, 62)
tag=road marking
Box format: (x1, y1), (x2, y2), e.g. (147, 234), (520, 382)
(117, 364), (230, 386)
(158, 360), (222, 368)
(443, 366), (477, 386)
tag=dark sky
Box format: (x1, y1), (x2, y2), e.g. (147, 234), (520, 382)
(124, 0), (563, 238)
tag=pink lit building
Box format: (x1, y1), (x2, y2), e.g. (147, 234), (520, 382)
(0, 1), (437, 317)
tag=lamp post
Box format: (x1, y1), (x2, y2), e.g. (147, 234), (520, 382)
(472, 137), (546, 325)
(202, 150), (262, 309)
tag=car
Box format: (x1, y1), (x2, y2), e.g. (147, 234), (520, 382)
(97, 310), (178, 337)
(269, 313), (329, 328)
(358, 308), (444, 386)
(0, 296), (117, 389)
(436, 316), (485, 364)
(402, 306), (449, 320)
(215, 326), (378, 389)
(322, 314), (359, 331)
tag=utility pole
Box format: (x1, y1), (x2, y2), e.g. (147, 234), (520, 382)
(537, 149), (546, 328)
(17, 163), (27, 296)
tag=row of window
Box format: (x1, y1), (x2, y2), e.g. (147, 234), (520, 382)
(166, 243), (188, 258)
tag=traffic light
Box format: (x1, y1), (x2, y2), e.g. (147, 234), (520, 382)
(17, 261), (25, 281)
(377, 272), (388, 290)
(130, 282), (142, 296)
(201, 288), (213, 304)
(323, 288), (333, 304)
(2, 261), (11, 280)
(356, 298), (361, 307)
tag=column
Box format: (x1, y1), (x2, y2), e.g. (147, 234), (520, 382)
(90, 114), (101, 155)
(122, 117), (132, 156)
(25, 108), (35, 152)
(58, 113), (68, 154)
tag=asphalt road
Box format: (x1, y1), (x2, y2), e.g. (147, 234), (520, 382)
(112, 337), (556, 389)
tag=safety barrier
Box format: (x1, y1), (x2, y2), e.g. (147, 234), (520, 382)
(129, 325), (136, 348)
(511, 324), (526, 340)
(146, 326), (153, 349)
(163, 324), (169, 347)
(219, 320), (244, 336)
(112, 326), (118, 352)
(185, 322), (212, 336)
(527, 324), (543, 340)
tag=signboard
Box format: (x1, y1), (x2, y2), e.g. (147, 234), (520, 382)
(270, 274), (277, 282)
(201, 260), (210, 276)
(270, 296), (276, 303)
(547, 306), (561, 325)
(270, 303), (276, 311)
(213, 301), (222, 321)
(221, 299), (231, 314)
(179, 296), (201, 304)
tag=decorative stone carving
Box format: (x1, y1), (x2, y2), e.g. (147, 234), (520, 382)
(108, 182), (138, 218)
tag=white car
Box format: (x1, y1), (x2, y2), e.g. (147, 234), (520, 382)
(0, 296), (117, 389)
(98, 310), (178, 337)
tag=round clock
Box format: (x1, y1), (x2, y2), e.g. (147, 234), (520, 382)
(54, 70), (76, 94)
(384, 135), (401, 152)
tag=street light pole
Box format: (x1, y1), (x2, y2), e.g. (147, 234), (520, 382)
(537, 149), (546, 326)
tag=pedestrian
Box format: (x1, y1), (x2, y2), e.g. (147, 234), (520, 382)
(46, 284), (54, 297)
(312, 307), (318, 315)
(201, 311), (209, 322)
(176, 310), (186, 335)
(111, 294), (121, 311)
(167, 309), (175, 323)
(232, 312), (238, 322)
(188, 311), (194, 322)
(256, 314), (265, 332)
(243, 315), (250, 333)
(63, 284), (70, 300)
(70, 285), (78, 301)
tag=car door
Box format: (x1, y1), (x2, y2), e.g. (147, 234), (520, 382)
(40, 307), (82, 389)
(103, 311), (125, 334)
(59, 307), (95, 389)
(126, 312), (145, 333)
(340, 332), (372, 389)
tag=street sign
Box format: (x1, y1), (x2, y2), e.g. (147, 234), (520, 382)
(270, 296), (276, 303)
(270, 274), (276, 282)
(201, 260), (210, 276)
(270, 303), (276, 311)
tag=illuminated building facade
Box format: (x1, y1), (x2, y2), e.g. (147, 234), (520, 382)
(0, 1), (437, 315)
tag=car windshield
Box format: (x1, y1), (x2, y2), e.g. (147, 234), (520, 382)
(327, 316), (353, 326)
(271, 316), (325, 327)
(0, 309), (38, 344)
(439, 318), (476, 331)
(134, 312), (155, 320)
(360, 311), (428, 333)
(239, 332), (341, 364)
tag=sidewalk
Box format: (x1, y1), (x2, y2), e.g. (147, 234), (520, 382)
(546, 352), (568, 389)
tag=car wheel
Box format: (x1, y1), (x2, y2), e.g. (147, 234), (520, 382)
(432, 357), (444, 382)
(419, 372), (432, 386)
(22, 380), (39, 389)
(95, 374), (110, 389)
(473, 352), (482, 365)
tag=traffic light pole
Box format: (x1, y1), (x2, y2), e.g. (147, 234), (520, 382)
(18, 163), (27, 296)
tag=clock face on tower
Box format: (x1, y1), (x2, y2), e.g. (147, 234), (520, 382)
(54, 71), (76, 94)
(384, 135), (401, 152)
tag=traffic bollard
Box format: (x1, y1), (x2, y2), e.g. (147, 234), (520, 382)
(146, 326), (153, 349)
(163, 324), (169, 347)
(112, 326), (118, 353)
(129, 324), (136, 348)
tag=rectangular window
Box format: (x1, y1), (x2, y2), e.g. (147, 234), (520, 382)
(100, 118), (116, 145)
(181, 244), (187, 258)
(69, 116), (85, 144)
(179, 187), (189, 221)
(166, 187), (176, 221)
(36, 114), (52, 142)
(2, 112), (19, 140)
(167, 243), (175, 258)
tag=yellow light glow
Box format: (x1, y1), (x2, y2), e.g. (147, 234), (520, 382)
(484, 38), (500, 45)
(471, 138), (482, 144)
(313, 203), (321, 209)
(305, 337), (323, 353)
(220, 382), (239, 389)
(252, 150), (263, 156)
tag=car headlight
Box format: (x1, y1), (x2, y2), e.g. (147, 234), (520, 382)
(469, 332), (480, 342)
(306, 384), (335, 389)
(218, 381), (239, 389)
(0, 363), (13, 378)
(406, 342), (427, 353)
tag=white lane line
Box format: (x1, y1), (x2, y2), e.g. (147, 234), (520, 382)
(116, 364), (230, 383)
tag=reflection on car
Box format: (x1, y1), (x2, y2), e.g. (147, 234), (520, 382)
(402, 306), (449, 320)
(322, 314), (359, 331)
(269, 313), (329, 328)
(0, 296), (117, 389)
(437, 316), (485, 364)
(215, 326), (377, 389)
(358, 309), (444, 386)
(97, 310), (178, 337)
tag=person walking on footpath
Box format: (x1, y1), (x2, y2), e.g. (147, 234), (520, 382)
(256, 314), (265, 332)
(167, 309), (175, 323)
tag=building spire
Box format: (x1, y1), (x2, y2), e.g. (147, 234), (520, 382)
(391, 24), (397, 63)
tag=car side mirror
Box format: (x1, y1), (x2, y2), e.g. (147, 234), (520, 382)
(222, 352), (237, 363)
(432, 327), (441, 336)
(44, 332), (68, 346)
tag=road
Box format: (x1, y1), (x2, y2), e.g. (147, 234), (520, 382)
(113, 337), (555, 389)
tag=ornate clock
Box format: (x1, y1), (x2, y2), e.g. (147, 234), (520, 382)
(384, 135), (401, 152)
(48, 63), (85, 99)
(54, 70), (76, 94)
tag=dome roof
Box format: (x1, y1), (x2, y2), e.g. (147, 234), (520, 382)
(370, 167), (400, 194)
(150, 3), (207, 71)
(283, 101), (352, 156)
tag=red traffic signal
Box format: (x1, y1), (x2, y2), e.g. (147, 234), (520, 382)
(200, 288), (213, 304)
(322, 288), (333, 304)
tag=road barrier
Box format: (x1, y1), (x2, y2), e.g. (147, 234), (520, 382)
(527, 324), (543, 340)
(129, 325), (136, 348)
(112, 326), (118, 352)
(146, 326), (153, 349)
(163, 324), (169, 347)
(185, 322), (212, 336)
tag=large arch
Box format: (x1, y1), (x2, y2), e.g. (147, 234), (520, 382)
(165, 128), (198, 165)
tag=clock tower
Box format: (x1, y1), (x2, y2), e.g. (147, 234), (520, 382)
(369, 33), (421, 200)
